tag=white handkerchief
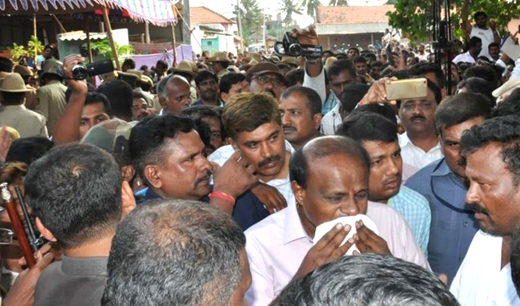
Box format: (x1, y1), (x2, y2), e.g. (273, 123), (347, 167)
(313, 214), (379, 255)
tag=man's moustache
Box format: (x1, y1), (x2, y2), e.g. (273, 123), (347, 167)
(258, 155), (282, 168)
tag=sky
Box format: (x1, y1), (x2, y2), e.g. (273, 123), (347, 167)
(189, 0), (387, 27)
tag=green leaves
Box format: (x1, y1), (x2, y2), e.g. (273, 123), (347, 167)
(388, 0), (520, 43)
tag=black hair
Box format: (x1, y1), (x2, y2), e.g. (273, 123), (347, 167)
(407, 62), (446, 89)
(511, 225), (520, 295)
(280, 86), (322, 115)
(65, 83), (96, 104)
(462, 65), (498, 89)
(435, 92), (492, 136)
(122, 58), (136, 69)
(427, 78), (442, 104)
(327, 59), (356, 80)
(129, 114), (195, 185)
(488, 42), (500, 51)
(290, 136), (370, 189)
(6, 137), (54, 165)
(156, 60), (168, 69)
(1, 92), (25, 105)
(474, 11), (487, 20)
(101, 199), (245, 306)
(457, 77), (496, 106)
(0, 57), (13, 72)
(337, 112), (398, 143)
(339, 83), (370, 113)
(492, 88), (520, 117)
(274, 254), (460, 306)
(349, 103), (398, 126)
(285, 68), (305, 87)
(97, 80), (133, 120)
(468, 36), (482, 49)
(24, 143), (122, 249)
(353, 55), (366, 64)
(219, 73), (246, 94)
(194, 70), (218, 87)
(460, 115), (520, 185)
(85, 92), (112, 114)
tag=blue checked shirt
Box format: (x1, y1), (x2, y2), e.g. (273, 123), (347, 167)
(388, 185), (431, 257)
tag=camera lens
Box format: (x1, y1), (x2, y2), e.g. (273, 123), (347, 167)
(288, 44), (302, 56)
(72, 65), (88, 80)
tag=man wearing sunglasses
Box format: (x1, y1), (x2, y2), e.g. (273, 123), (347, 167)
(245, 63), (286, 99)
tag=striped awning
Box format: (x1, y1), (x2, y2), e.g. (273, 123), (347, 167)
(0, 0), (177, 25)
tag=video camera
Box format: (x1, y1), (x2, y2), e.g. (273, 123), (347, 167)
(274, 32), (322, 58)
(58, 59), (114, 80)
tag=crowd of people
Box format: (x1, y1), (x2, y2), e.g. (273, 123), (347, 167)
(0, 11), (520, 306)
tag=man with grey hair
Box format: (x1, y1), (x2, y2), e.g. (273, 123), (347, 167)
(101, 199), (251, 306)
(157, 74), (192, 114)
(274, 254), (459, 306)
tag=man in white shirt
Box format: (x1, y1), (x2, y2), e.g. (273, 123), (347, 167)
(245, 136), (429, 306)
(450, 116), (520, 305)
(461, 4), (501, 59)
(452, 37), (483, 66)
(398, 79), (443, 180)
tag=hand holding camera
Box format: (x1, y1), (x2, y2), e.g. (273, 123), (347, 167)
(62, 54), (88, 95)
(274, 26), (323, 59)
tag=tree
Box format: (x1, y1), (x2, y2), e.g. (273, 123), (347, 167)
(279, 0), (303, 25)
(328, 0), (348, 6)
(302, 0), (321, 23)
(388, 0), (520, 43)
(27, 36), (44, 59)
(234, 0), (264, 46)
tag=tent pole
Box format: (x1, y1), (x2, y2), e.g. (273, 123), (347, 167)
(102, 7), (121, 70)
(33, 14), (37, 66)
(86, 18), (93, 63)
(171, 23), (177, 66)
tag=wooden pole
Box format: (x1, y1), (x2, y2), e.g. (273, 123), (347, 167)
(86, 18), (93, 64)
(33, 14), (37, 67)
(102, 7), (121, 71)
(171, 22), (177, 66)
(145, 21), (151, 44)
(51, 14), (67, 33)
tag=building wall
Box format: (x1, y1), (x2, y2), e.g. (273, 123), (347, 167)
(319, 33), (385, 51)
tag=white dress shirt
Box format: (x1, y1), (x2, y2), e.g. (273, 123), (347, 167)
(450, 230), (520, 306)
(245, 201), (430, 306)
(398, 132), (443, 181)
(320, 102), (342, 135)
(452, 51), (476, 65)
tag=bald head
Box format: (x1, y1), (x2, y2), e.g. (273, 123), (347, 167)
(158, 75), (192, 114)
(290, 136), (370, 189)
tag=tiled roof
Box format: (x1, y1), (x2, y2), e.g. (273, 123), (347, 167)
(317, 5), (395, 25)
(190, 6), (234, 25)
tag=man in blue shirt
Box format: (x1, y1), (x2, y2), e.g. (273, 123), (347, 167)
(406, 92), (492, 284)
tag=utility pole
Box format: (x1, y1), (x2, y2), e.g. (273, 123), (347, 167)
(237, 0), (243, 50)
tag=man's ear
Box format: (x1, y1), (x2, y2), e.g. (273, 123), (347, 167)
(121, 181), (136, 219)
(291, 181), (306, 206)
(144, 165), (162, 189)
(313, 113), (323, 131)
(159, 96), (167, 110)
(220, 92), (229, 104)
(36, 218), (57, 242)
(121, 165), (136, 183)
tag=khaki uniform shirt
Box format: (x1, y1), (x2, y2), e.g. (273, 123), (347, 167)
(0, 104), (48, 138)
(35, 80), (67, 135)
(217, 69), (229, 80)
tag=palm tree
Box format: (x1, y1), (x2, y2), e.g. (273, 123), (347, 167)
(234, 0), (264, 45)
(328, 0), (349, 5)
(279, 0), (303, 25)
(302, 0), (321, 23)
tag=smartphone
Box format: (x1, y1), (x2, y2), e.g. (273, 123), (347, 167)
(386, 78), (428, 100)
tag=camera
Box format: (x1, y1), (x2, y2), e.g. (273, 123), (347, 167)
(59, 59), (115, 80)
(274, 32), (323, 58)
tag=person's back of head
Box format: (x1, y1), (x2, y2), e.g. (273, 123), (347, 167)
(339, 83), (370, 113)
(457, 77), (496, 106)
(492, 88), (520, 117)
(285, 68), (305, 87)
(6, 137), (54, 165)
(462, 66), (498, 90)
(337, 112), (398, 143)
(101, 199), (247, 306)
(0, 57), (13, 72)
(97, 80), (133, 121)
(349, 103), (398, 126)
(273, 254), (460, 306)
(408, 62), (445, 90)
(24, 143), (123, 249)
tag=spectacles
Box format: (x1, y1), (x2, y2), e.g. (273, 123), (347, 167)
(0, 228), (14, 245)
(255, 75), (284, 87)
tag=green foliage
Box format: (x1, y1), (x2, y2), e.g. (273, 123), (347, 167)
(27, 36), (44, 58)
(302, 0), (321, 23)
(279, 0), (303, 25)
(388, 0), (520, 43)
(10, 43), (27, 61)
(85, 39), (134, 62)
(234, 0), (264, 46)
